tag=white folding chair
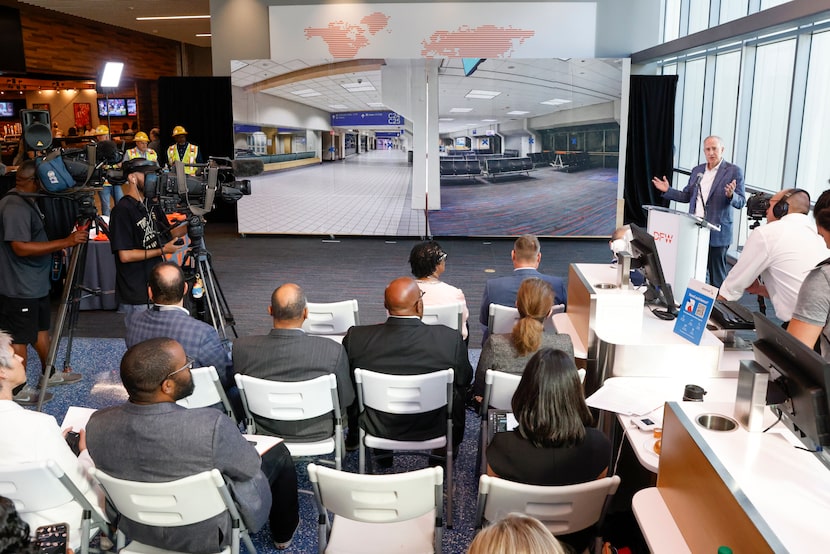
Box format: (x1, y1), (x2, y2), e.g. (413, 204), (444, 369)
(421, 302), (464, 333)
(89, 467), (254, 554)
(489, 303), (558, 334)
(176, 366), (235, 420)
(308, 462), (444, 554)
(475, 474), (621, 554)
(354, 368), (455, 527)
(303, 300), (360, 341)
(477, 370), (522, 475)
(0, 460), (109, 554)
(235, 373), (343, 470)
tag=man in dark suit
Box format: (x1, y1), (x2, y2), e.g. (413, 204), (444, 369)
(652, 135), (746, 288)
(233, 283), (354, 442)
(125, 261), (232, 388)
(86, 338), (299, 552)
(343, 277), (473, 454)
(478, 234), (567, 344)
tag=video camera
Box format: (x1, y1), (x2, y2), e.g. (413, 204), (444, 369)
(144, 157), (252, 214)
(746, 191), (773, 221)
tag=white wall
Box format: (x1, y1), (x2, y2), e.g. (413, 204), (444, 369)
(529, 100), (619, 130)
(232, 86), (331, 131)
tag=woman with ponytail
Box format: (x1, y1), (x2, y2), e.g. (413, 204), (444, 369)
(472, 278), (573, 396)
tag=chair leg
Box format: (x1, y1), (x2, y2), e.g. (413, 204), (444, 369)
(446, 447), (454, 529)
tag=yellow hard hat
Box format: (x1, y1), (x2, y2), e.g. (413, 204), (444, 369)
(133, 131), (149, 142)
(94, 124), (109, 135)
(172, 125), (188, 137)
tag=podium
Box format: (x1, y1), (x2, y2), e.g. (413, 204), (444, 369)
(644, 205), (718, 300)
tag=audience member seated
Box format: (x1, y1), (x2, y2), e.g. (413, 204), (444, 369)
(479, 235), (567, 345)
(486, 348), (611, 552)
(473, 278), (574, 397)
(789, 189), (830, 358)
(0, 496), (52, 554)
(468, 512), (566, 554)
(233, 283), (355, 442)
(409, 240), (470, 340)
(85, 338), (299, 552)
(125, 262), (232, 388)
(0, 330), (103, 552)
(342, 277), (473, 461)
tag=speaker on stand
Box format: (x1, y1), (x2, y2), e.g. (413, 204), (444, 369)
(21, 109), (53, 151)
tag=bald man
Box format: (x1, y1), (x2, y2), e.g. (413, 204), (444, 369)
(125, 261), (232, 387)
(342, 276), (473, 456)
(719, 188), (829, 323)
(232, 283), (354, 442)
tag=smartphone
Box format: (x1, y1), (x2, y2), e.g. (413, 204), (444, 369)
(631, 416), (659, 432)
(65, 430), (81, 456)
(35, 523), (68, 554)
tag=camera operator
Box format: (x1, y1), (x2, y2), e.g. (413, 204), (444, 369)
(718, 188), (830, 324)
(109, 159), (187, 314)
(0, 160), (89, 405)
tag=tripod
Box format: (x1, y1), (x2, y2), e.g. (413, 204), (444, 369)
(180, 224), (237, 344)
(37, 193), (109, 411)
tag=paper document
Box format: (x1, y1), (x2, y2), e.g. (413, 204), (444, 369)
(586, 383), (666, 416)
(61, 406), (98, 431)
(242, 434), (284, 456)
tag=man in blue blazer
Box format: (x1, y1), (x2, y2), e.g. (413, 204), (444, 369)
(652, 136), (745, 288)
(478, 234), (567, 345)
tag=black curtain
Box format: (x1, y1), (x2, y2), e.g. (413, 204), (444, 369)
(157, 76), (236, 221)
(623, 75), (678, 228)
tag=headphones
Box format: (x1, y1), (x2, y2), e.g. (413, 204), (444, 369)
(772, 188), (810, 219)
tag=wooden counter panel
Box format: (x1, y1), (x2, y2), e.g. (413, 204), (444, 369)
(567, 264), (591, 351)
(658, 404), (773, 553)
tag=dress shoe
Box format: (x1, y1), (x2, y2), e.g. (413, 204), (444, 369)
(345, 431), (360, 452)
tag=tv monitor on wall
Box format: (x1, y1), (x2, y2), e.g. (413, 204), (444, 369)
(126, 98), (137, 117)
(0, 102), (14, 117)
(97, 98), (127, 117)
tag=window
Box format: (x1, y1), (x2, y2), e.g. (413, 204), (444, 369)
(796, 31), (830, 200)
(678, 58), (706, 170)
(744, 40), (796, 191)
(719, 0), (748, 24)
(688, 0), (711, 35)
(710, 51), (741, 159)
(664, 0), (681, 42)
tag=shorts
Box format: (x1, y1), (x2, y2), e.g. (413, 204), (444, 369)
(0, 294), (51, 345)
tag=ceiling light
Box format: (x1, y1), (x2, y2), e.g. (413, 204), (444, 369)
(342, 82), (376, 92)
(196, 33), (211, 37)
(438, 118), (454, 121)
(465, 90), (501, 99)
(136, 15), (210, 21)
(230, 60), (248, 72)
(541, 98), (571, 106)
(366, 102), (384, 107)
(291, 89), (321, 97)
(329, 104), (348, 110)
(481, 119), (498, 122)
(450, 108), (473, 113)
(507, 110), (530, 115)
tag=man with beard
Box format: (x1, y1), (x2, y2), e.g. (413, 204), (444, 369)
(109, 158), (187, 313)
(85, 338), (299, 552)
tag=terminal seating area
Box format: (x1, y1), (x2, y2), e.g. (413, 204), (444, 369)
(237, 151), (320, 172)
(482, 157), (533, 180)
(552, 152), (593, 173)
(439, 158), (483, 179)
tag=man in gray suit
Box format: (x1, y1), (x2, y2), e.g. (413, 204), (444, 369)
(233, 283), (355, 442)
(86, 338), (299, 552)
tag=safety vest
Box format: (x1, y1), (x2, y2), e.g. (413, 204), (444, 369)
(126, 148), (158, 162)
(167, 143), (199, 175)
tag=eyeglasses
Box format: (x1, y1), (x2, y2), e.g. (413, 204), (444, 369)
(161, 356), (194, 385)
(414, 289), (426, 307)
(438, 252), (448, 263)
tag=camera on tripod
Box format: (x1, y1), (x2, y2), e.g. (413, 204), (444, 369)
(746, 191), (772, 221)
(139, 156), (252, 215)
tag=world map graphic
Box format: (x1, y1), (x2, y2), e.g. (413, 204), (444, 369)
(304, 12), (535, 58)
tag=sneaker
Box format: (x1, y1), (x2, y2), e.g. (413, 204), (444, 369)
(13, 385), (52, 406)
(45, 371), (83, 387)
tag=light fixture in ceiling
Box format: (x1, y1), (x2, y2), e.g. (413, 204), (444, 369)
(465, 90), (501, 99)
(449, 107), (473, 113)
(291, 89), (321, 98)
(541, 98), (571, 106)
(136, 15), (210, 21)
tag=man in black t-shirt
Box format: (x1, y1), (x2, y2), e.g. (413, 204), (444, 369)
(109, 159), (187, 313)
